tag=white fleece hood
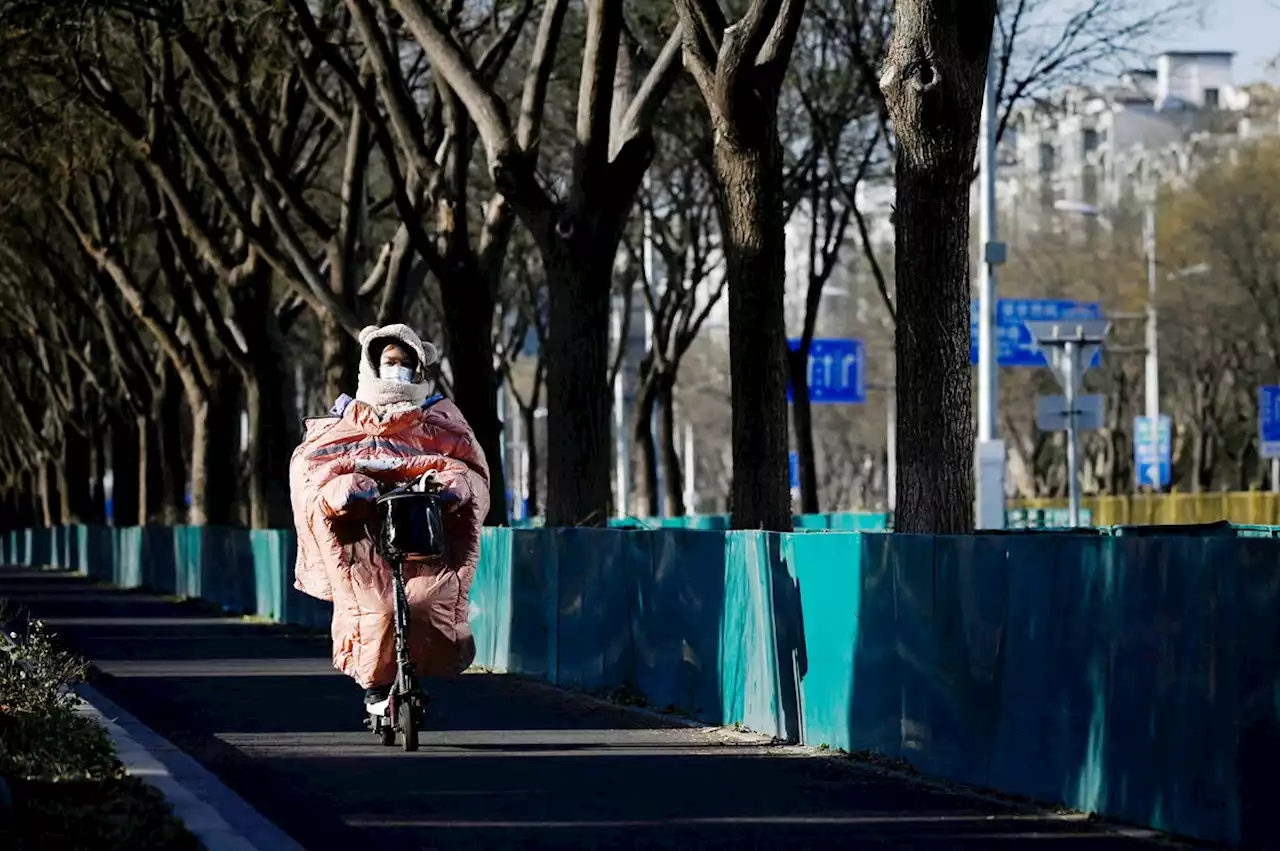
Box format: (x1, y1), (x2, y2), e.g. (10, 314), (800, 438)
(354, 323), (441, 414)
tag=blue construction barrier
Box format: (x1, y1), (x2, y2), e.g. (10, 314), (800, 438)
(516, 508), (1091, 531)
(2, 522), (1277, 847)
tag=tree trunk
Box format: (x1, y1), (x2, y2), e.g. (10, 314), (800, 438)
(86, 431), (106, 524)
(321, 312), (357, 406)
(55, 449), (71, 525)
(629, 376), (660, 519)
(787, 349), (820, 515)
(111, 414), (141, 527)
(440, 271), (509, 525)
(156, 371), (186, 525)
(880, 0), (996, 534)
(714, 131), (791, 532)
(60, 429), (95, 524)
(542, 239), (616, 527)
(234, 282), (299, 530)
(39, 460), (60, 527)
(187, 372), (241, 527)
(656, 371), (685, 517)
(241, 358), (296, 530)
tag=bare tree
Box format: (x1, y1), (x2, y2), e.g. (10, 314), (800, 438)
(672, 0), (806, 531)
(387, 0), (683, 526)
(626, 105), (725, 517)
(879, 2), (997, 534)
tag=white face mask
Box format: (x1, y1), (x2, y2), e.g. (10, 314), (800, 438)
(379, 364), (415, 383)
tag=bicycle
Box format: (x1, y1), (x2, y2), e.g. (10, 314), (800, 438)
(362, 473), (454, 752)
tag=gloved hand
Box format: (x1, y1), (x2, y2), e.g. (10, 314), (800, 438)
(416, 472), (465, 512)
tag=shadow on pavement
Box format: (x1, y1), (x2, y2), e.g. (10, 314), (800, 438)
(1, 566), (1191, 851)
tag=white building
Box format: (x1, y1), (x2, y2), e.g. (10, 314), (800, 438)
(1001, 50), (1266, 228)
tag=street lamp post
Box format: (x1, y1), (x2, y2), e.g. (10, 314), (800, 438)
(975, 50), (1007, 530)
(1053, 194), (1165, 486)
(1141, 189), (1160, 434)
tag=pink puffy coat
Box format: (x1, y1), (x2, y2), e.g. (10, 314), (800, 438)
(289, 395), (490, 688)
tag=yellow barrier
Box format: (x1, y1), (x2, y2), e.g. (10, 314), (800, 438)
(1008, 492), (1280, 526)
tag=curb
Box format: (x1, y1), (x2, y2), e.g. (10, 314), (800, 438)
(75, 685), (309, 851)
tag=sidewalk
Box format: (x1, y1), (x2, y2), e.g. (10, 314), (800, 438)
(0, 566), (1196, 850)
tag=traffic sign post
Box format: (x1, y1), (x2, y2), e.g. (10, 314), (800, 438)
(1027, 318), (1111, 528)
(1259, 386), (1280, 492)
(786, 339), (866, 404)
(1134, 414), (1172, 490)
(1037, 394), (1105, 432)
(971, 299), (1103, 368)
(1259, 386), (1280, 457)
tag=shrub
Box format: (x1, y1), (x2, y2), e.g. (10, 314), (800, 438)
(0, 609), (202, 851)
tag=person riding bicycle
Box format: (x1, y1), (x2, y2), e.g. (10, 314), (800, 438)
(289, 323), (490, 717)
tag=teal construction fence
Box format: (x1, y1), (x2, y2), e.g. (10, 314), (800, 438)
(510, 507), (1093, 530)
(2, 523), (1277, 848)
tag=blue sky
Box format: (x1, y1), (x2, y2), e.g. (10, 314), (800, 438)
(1163, 0), (1280, 83)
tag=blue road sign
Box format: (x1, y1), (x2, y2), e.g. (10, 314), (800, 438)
(1259, 386), (1280, 458)
(1134, 414), (1172, 489)
(789, 451), (800, 490)
(970, 299), (1104, 368)
(786, 338), (866, 404)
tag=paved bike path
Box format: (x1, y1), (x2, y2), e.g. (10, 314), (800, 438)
(0, 566), (1193, 850)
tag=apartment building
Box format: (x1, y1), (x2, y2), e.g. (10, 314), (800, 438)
(999, 50), (1274, 233)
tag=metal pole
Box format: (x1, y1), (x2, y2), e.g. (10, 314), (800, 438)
(642, 188), (666, 518)
(496, 375), (509, 520)
(1272, 457), (1279, 494)
(1144, 188), (1160, 432)
(510, 397), (525, 521)
(886, 389), (897, 513)
(1065, 340), (1080, 528)
(612, 295), (629, 519)
(977, 53), (999, 445)
(683, 419), (696, 515)
(975, 49), (1006, 529)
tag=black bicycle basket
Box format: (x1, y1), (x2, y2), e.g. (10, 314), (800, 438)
(375, 491), (446, 563)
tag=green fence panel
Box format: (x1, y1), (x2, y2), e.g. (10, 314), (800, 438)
(140, 527), (177, 594)
(845, 533), (933, 759)
(1229, 524), (1280, 538)
(607, 518), (649, 530)
(84, 526), (114, 581)
(71, 526), (90, 575)
(471, 527), (513, 672)
(994, 534), (1123, 813)
(31, 528), (49, 567)
(685, 515), (731, 531)
(780, 531), (860, 751)
(719, 531), (799, 742)
(173, 526), (203, 599)
(1232, 538), (1280, 848)
(1105, 535), (1239, 843)
(278, 535), (332, 632)
(632, 530), (725, 720)
(793, 514), (831, 531)
(114, 527), (143, 588)
(923, 535), (1011, 788)
(553, 529), (637, 694)
(249, 530), (288, 621)
(506, 529), (559, 681)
